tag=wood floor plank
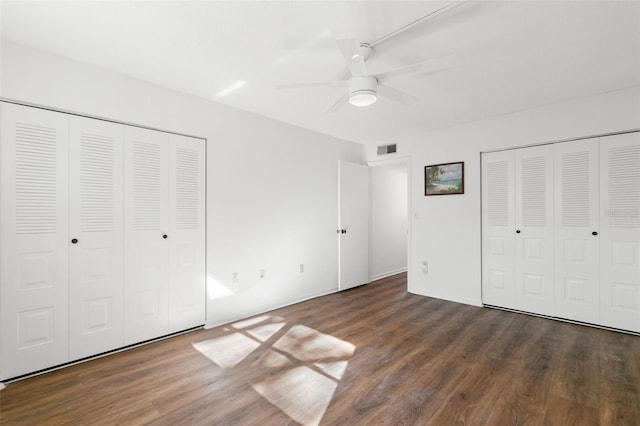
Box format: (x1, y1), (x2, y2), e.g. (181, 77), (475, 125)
(1, 272), (638, 425)
(599, 381), (640, 425)
(542, 396), (600, 426)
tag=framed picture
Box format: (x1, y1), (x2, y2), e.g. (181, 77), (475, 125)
(424, 162), (464, 196)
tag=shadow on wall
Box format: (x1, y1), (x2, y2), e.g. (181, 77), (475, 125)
(193, 315), (356, 425)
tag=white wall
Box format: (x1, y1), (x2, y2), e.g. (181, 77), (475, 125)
(1, 41), (365, 327)
(370, 165), (408, 280)
(366, 86), (640, 306)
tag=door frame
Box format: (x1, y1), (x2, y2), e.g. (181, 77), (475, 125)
(367, 156), (412, 292)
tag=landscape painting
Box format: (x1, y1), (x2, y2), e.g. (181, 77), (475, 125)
(424, 162), (464, 196)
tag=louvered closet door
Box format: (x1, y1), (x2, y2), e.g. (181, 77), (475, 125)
(69, 116), (124, 360)
(481, 150), (516, 308)
(515, 145), (555, 316)
(168, 135), (205, 332)
(600, 133), (640, 332)
(554, 139), (600, 324)
(0, 103), (69, 379)
(124, 126), (169, 344)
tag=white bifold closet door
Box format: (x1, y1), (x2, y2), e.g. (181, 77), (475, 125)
(481, 150), (516, 307)
(69, 116), (124, 360)
(167, 134), (206, 333)
(514, 145), (555, 316)
(123, 126), (170, 345)
(553, 139), (600, 324)
(600, 133), (640, 332)
(123, 128), (205, 343)
(0, 103), (70, 378)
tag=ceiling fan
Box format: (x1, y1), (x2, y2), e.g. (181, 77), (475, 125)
(276, 1), (465, 112)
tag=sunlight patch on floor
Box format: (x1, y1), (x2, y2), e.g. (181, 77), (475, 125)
(252, 366), (337, 426)
(314, 360), (349, 380)
(253, 349), (293, 369)
(194, 315), (356, 425)
(232, 315), (283, 329)
(246, 322), (286, 342)
(273, 325), (356, 361)
(193, 333), (260, 368)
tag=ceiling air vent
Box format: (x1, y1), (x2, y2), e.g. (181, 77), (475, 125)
(377, 144), (397, 155)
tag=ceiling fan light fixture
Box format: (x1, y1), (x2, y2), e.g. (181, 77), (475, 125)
(349, 90), (377, 107)
(348, 76), (378, 107)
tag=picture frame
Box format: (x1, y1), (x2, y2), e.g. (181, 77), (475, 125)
(424, 161), (464, 196)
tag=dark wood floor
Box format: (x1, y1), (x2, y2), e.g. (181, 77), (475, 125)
(1, 273), (638, 425)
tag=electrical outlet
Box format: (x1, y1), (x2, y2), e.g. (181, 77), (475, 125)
(260, 269), (265, 279)
(299, 263), (304, 273)
(232, 272), (239, 283)
(422, 261), (428, 274)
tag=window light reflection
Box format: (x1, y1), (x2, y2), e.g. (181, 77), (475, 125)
(192, 315), (356, 425)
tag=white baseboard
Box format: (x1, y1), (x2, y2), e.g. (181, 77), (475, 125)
(407, 288), (482, 307)
(204, 287), (338, 329)
(370, 267), (407, 282)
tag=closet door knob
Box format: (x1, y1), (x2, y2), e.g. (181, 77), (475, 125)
(162, 234), (168, 239)
(516, 230), (521, 234)
(592, 231), (598, 236)
(71, 238), (78, 244)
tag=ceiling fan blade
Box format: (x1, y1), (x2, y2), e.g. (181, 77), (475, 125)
(327, 93), (350, 113)
(336, 38), (358, 63)
(276, 81), (349, 90)
(375, 55), (458, 83)
(336, 38), (368, 77)
(378, 84), (418, 106)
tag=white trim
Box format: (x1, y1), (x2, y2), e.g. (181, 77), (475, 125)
(0, 382), (5, 390)
(480, 128), (639, 154)
(2, 326), (202, 384)
(484, 305), (640, 336)
(204, 287), (338, 329)
(0, 98), (205, 141)
(409, 288), (483, 307)
(370, 268), (407, 282)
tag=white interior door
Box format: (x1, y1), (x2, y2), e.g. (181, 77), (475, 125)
(515, 145), (555, 316)
(481, 150), (516, 308)
(124, 126), (169, 344)
(600, 132), (640, 332)
(338, 161), (369, 290)
(554, 139), (600, 324)
(168, 134), (206, 333)
(69, 116), (124, 360)
(0, 103), (69, 379)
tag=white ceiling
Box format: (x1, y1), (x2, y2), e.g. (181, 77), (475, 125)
(2, 1), (639, 145)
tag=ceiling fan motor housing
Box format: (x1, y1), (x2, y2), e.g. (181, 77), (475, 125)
(349, 76), (378, 106)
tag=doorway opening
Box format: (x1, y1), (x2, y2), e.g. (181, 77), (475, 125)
(368, 157), (411, 292)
